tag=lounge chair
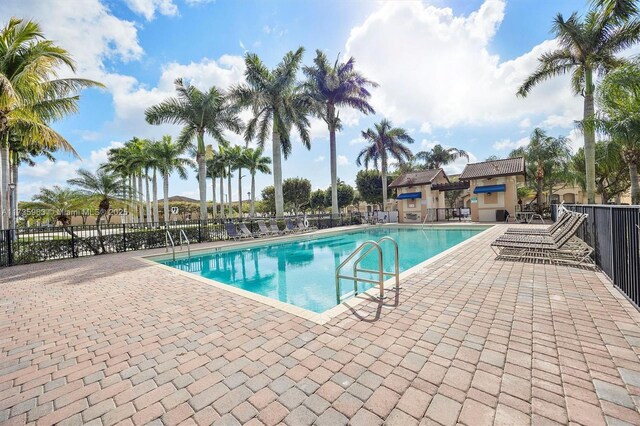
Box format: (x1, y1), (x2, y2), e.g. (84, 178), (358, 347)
(269, 219), (287, 235)
(257, 220), (278, 236)
(296, 218), (316, 232)
(239, 222), (262, 238)
(491, 213), (593, 266)
(225, 223), (243, 240)
(506, 207), (571, 235)
(501, 212), (578, 242)
(285, 218), (298, 233)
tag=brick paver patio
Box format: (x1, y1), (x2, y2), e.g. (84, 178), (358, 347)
(2, 225), (640, 425)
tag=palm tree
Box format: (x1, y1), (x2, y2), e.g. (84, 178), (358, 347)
(9, 136), (55, 220)
(104, 142), (139, 223)
(517, 3), (640, 204)
(220, 144), (243, 217)
(509, 128), (571, 212)
(356, 119), (414, 209)
(303, 50), (377, 217)
(145, 78), (242, 221)
(415, 144), (469, 169)
(205, 145), (226, 219)
(0, 18), (103, 228)
(230, 48), (311, 218)
(68, 169), (124, 253)
(243, 147), (271, 217)
(150, 136), (193, 223)
(592, 60), (640, 203)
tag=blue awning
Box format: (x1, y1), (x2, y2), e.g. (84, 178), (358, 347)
(396, 192), (422, 200)
(473, 184), (506, 194)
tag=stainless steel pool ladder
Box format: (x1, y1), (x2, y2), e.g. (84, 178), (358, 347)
(335, 236), (400, 304)
(165, 230), (191, 261)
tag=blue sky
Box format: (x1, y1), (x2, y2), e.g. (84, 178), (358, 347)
(2, 0), (596, 201)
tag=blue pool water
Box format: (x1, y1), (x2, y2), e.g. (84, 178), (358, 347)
(154, 226), (488, 313)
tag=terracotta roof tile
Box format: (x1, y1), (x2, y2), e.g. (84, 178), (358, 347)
(459, 157), (525, 180)
(388, 169), (447, 188)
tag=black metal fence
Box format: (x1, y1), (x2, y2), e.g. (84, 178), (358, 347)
(0, 213), (362, 268)
(552, 204), (640, 307)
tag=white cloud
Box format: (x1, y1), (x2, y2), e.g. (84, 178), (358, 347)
(345, 0), (581, 128)
(124, 0), (178, 20)
(492, 137), (528, 150)
(539, 113), (577, 129)
(337, 155), (350, 166)
(420, 122), (432, 134)
(19, 142), (124, 200)
(566, 128), (584, 154)
(519, 118), (531, 128)
(314, 156), (325, 162)
(443, 151), (477, 175)
(349, 137), (365, 146)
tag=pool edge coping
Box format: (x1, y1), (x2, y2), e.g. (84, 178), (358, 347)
(137, 223), (495, 325)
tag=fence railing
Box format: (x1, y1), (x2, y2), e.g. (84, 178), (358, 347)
(424, 208), (472, 222)
(552, 204), (640, 307)
(0, 213), (362, 268)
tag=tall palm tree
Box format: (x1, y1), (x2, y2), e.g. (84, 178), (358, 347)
(68, 169), (124, 253)
(145, 78), (242, 221)
(205, 145), (227, 219)
(0, 18), (103, 228)
(510, 129), (571, 211)
(303, 50), (377, 217)
(150, 136), (193, 223)
(230, 48), (311, 218)
(592, 60), (640, 203)
(517, 3), (640, 204)
(243, 147), (271, 217)
(104, 142), (139, 223)
(356, 119), (414, 209)
(220, 144), (243, 217)
(415, 144), (469, 169)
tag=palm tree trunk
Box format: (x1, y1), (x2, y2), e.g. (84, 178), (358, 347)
(163, 171), (170, 223)
(152, 169), (159, 224)
(250, 173), (256, 218)
(196, 132), (207, 221)
(536, 180), (543, 213)
(329, 111), (339, 218)
(273, 129), (284, 218)
(137, 174), (144, 223)
(130, 175), (137, 223)
(10, 156), (18, 229)
(629, 163), (639, 205)
(238, 166), (243, 218)
(227, 166), (232, 217)
(0, 140), (9, 229)
(381, 157), (388, 211)
(145, 170), (151, 223)
(211, 173), (217, 219)
(219, 176), (225, 219)
(584, 67), (596, 204)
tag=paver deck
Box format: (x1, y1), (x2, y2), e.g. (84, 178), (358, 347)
(2, 224), (640, 425)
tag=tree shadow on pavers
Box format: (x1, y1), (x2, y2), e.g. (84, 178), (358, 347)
(346, 288), (400, 322)
(0, 253), (155, 287)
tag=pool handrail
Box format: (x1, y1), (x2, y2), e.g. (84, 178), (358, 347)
(352, 236), (400, 291)
(335, 240), (384, 304)
(179, 229), (191, 258)
(165, 230), (176, 261)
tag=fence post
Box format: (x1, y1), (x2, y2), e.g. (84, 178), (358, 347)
(6, 230), (13, 266)
(122, 223), (126, 252)
(71, 226), (77, 258)
(198, 221), (202, 243)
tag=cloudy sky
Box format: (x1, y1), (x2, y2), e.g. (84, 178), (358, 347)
(3, 0), (595, 201)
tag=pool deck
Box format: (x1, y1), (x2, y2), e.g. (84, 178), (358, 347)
(2, 224), (640, 425)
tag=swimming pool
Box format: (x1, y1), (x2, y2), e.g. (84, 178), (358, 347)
(151, 226), (488, 313)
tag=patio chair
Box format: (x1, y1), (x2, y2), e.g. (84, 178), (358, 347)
(225, 223), (243, 240)
(505, 209), (572, 235)
(491, 213), (593, 267)
(257, 220), (278, 236)
(495, 212), (582, 244)
(269, 219), (287, 235)
(239, 222), (263, 238)
(285, 218), (298, 233)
